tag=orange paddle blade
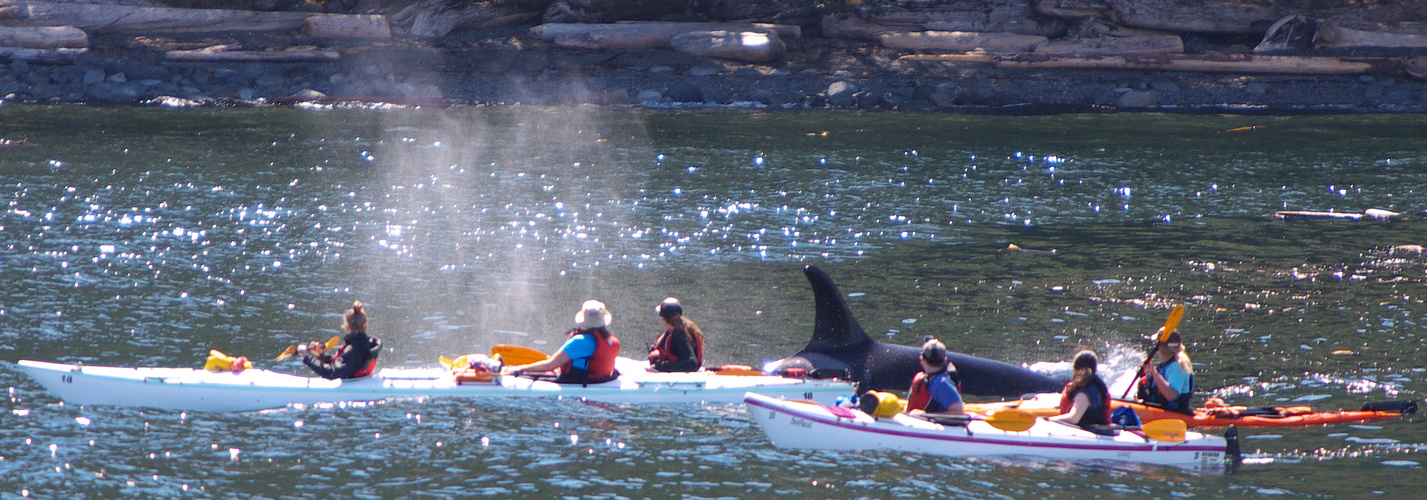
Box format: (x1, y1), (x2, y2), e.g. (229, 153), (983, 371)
(491, 344), (548, 366)
(1143, 419), (1187, 442)
(983, 408), (1037, 432)
(275, 345), (298, 360)
(1158, 304), (1185, 343)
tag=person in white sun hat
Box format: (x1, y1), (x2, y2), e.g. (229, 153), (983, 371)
(503, 300), (622, 383)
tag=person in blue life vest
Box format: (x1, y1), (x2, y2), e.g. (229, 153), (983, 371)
(1049, 350), (1112, 426)
(903, 337), (964, 417)
(1138, 329), (1195, 412)
(503, 300), (622, 384)
(300, 301), (382, 380)
(648, 298), (704, 373)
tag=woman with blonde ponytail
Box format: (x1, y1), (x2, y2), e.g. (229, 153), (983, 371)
(300, 301), (383, 379)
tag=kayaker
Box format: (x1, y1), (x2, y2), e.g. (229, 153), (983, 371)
(502, 300), (622, 384)
(1138, 328), (1196, 412)
(300, 301), (383, 380)
(1049, 350), (1111, 426)
(904, 337), (964, 417)
(648, 297), (704, 373)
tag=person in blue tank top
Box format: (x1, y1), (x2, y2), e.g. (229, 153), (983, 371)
(1138, 329), (1195, 412)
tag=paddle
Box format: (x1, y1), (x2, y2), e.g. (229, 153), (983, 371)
(275, 336), (342, 360)
(1141, 418), (1187, 443)
(981, 408), (1037, 432)
(491, 344), (548, 366)
(1120, 304), (1185, 399)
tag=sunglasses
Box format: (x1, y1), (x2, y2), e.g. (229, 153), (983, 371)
(1162, 342), (1181, 348)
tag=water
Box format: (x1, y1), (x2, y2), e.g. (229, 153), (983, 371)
(1, 105), (1425, 498)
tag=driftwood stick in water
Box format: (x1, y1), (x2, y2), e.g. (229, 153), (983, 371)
(903, 52), (1410, 77)
(0, 45), (85, 62)
(165, 46), (340, 62)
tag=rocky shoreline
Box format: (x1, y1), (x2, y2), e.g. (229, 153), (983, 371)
(5, 23), (1427, 113)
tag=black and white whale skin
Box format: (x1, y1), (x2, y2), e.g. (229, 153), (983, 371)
(767, 266), (1067, 397)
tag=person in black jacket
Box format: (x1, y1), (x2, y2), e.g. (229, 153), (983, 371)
(301, 301), (383, 379)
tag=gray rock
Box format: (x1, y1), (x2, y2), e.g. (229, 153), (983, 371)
(294, 89), (327, 99)
(928, 89), (959, 108)
(11, 59), (29, 75)
(238, 88), (256, 100)
(827, 81), (857, 99)
(1365, 83), (1383, 100)
(82, 69), (107, 86)
(1244, 83), (1266, 96)
(648, 65), (675, 74)
(1117, 91), (1157, 108)
(105, 72), (127, 84)
(665, 81), (702, 102)
(254, 73), (284, 88)
(1150, 78), (1179, 93)
(855, 91), (879, 109)
(688, 65), (721, 77)
(636, 89), (662, 104)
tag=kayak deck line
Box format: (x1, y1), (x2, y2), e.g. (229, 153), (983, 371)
(964, 393), (1415, 429)
(15, 359), (853, 412)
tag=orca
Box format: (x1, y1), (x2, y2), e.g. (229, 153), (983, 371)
(766, 265), (1067, 397)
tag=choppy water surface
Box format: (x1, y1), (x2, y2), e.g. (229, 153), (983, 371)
(1, 105), (1425, 498)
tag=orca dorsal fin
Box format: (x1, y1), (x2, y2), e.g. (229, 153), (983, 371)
(803, 265), (872, 349)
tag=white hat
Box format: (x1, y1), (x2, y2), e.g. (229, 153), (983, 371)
(574, 300), (613, 329)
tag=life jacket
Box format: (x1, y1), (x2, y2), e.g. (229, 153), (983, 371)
(560, 331), (621, 382)
(906, 370), (960, 413)
(339, 332), (382, 379)
(1141, 358), (1195, 412)
(1058, 377), (1112, 426)
(651, 328), (703, 365)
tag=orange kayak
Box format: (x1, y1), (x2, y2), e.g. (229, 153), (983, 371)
(967, 395), (1416, 429)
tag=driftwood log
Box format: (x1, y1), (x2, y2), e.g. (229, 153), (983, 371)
(670, 30), (786, 64)
(531, 21), (799, 50)
(878, 31), (1047, 53)
(301, 14), (390, 39)
(0, 45), (83, 62)
(165, 45), (340, 62)
(361, 0), (541, 38)
(0, 1), (392, 36)
(1034, 0), (1427, 36)
(904, 52), (1412, 78)
(838, 0), (1068, 38)
(0, 25), (85, 48)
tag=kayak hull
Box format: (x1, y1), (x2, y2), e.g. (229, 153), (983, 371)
(966, 393), (1410, 428)
(745, 393), (1228, 470)
(15, 359), (852, 412)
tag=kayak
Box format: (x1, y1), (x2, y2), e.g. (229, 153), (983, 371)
(965, 393), (1417, 428)
(15, 358), (852, 412)
(744, 393), (1232, 470)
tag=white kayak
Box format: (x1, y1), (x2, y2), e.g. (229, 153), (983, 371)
(744, 393), (1232, 471)
(13, 358), (852, 412)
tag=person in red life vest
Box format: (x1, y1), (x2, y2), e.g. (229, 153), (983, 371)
(648, 297), (704, 373)
(1049, 350), (1112, 426)
(904, 337), (964, 417)
(300, 301), (383, 380)
(503, 300), (622, 384)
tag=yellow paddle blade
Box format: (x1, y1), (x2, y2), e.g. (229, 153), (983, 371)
(1158, 304), (1185, 343)
(491, 344), (548, 366)
(983, 408), (1037, 432)
(1143, 418), (1187, 443)
(275, 344), (298, 360)
(438, 355), (456, 369)
(325, 336), (342, 349)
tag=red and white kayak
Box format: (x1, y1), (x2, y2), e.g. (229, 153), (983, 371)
(15, 358), (852, 412)
(745, 392), (1231, 470)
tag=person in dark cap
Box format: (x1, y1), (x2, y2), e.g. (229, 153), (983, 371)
(1050, 350), (1111, 426)
(1138, 328), (1195, 412)
(648, 297), (704, 372)
(903, 336), (964, 417)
